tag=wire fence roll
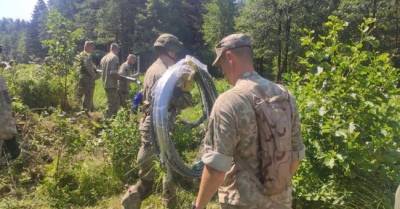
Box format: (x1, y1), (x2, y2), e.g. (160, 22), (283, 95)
(152, 55), (218, 178)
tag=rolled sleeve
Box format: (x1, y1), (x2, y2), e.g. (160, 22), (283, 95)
(201, 93), (239, 172)
(290, 95), (306, 161)
(292, 145), (306, 161)
(202, 150), (233, 172)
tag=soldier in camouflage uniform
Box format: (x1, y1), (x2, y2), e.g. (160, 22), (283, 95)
(0, 76), (17, 140)
(194, 34), (306, 209)
(75, 41), (97, 112)
(122, 34), (192, 209)
(0, 45), (19, 161)
(0, 79), (19, 160)
(100, 43), (120, 118)
(118, 54), (138, 108)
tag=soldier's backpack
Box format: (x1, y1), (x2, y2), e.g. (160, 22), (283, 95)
(252, 84), (294, 195)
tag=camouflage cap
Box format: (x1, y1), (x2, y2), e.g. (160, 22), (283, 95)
(153, 33), (183, 52)
(212, 33), (252, 66)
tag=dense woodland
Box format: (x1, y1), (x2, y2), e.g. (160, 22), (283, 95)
(1, 0), (399, 79)
(0, 0), (399, 209)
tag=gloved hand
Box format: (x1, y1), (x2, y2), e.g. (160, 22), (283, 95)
(177, 63), (196, 92)
(94, 69), (102, 79)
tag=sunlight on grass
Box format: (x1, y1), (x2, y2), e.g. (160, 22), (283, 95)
(93, 79), (107, 111)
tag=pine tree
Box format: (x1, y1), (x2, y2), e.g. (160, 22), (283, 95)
(181, 0), (207, 56)
(25, 0), (48, 59)
(96, 0), (146, 59)
(0, 18), (29, 62)
(202, 0), (236, 49)
(47, 0), (83, 20)
(236, 0), (339, 80)
(336, 0), (400, 66)
(75, 0), (106, 40)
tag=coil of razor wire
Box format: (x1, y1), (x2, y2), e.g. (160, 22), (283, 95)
(152, 56), (217, 178)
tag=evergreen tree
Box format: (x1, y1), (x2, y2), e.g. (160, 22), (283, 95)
(47, 0), (83, 20)
(75, 0), (106, 40)
(236, 0), (339, 80)
(202, 0), (236, 49)
(25, 0), (48, 59)
(135, 0), (208, 68)
(96, 0), (146, 59)
(236, 0), (293, 79)
(95, 0), (207, 66)
(180, 0), (207, 55)
(0, 18), (29, 62)
(335, 0), (400, 66)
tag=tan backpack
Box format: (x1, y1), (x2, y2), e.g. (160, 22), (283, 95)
(252, 84), (293, 195)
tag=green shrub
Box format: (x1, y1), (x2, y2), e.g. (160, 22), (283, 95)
(288, 16), (400, 208)
(0, 64), (62, 108)
(39, 158), (121, 208)
(102, 109), (141, 184)
(214, 79), (230, 94)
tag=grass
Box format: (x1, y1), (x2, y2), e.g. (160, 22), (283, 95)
(0, 65), (231, 209)
(93, 79), (107, 111)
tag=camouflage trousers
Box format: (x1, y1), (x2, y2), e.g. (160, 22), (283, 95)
(220, 188), (292, 209)
(105, 88), (120, 118)
(119, 90), (129, 108)
(122, 115), (177, 209)
(76, 77), (95, 111)
(0, 137), (20, 165)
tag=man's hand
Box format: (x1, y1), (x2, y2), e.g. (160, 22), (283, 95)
(194, 165), (226, 209)
(132, 72), (140, 78)
(178, 64), (196, 92)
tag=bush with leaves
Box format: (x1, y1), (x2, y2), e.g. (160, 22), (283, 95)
(102, 109), (141, 184)
(39, 157), (121, 208)
(288, 16), (400, 209)
(0, 64), (61, 108)
(42, 10), (83, 110)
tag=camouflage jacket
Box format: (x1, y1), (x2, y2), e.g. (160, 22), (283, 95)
(201, 71), (305, 207)
(0, 76), (17, 141)
(118, 61), (136, 93)
(100, 52), (119, 89)
(75, 51), (97, 80)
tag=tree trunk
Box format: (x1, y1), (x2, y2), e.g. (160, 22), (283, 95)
(277, 6), (291, 83)
(276, 9), (283, 82)
(282, 7), (292, 81)
(396, 0), (400, 52)
(395, 0), (400, 68)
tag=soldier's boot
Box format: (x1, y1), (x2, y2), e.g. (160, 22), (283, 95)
(121, 186), (141, 209)
(121, 179), (153, 209)
(162, 167), (177, 209)
(162, 185), (177, 209)
(3, 137), (20, 160)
